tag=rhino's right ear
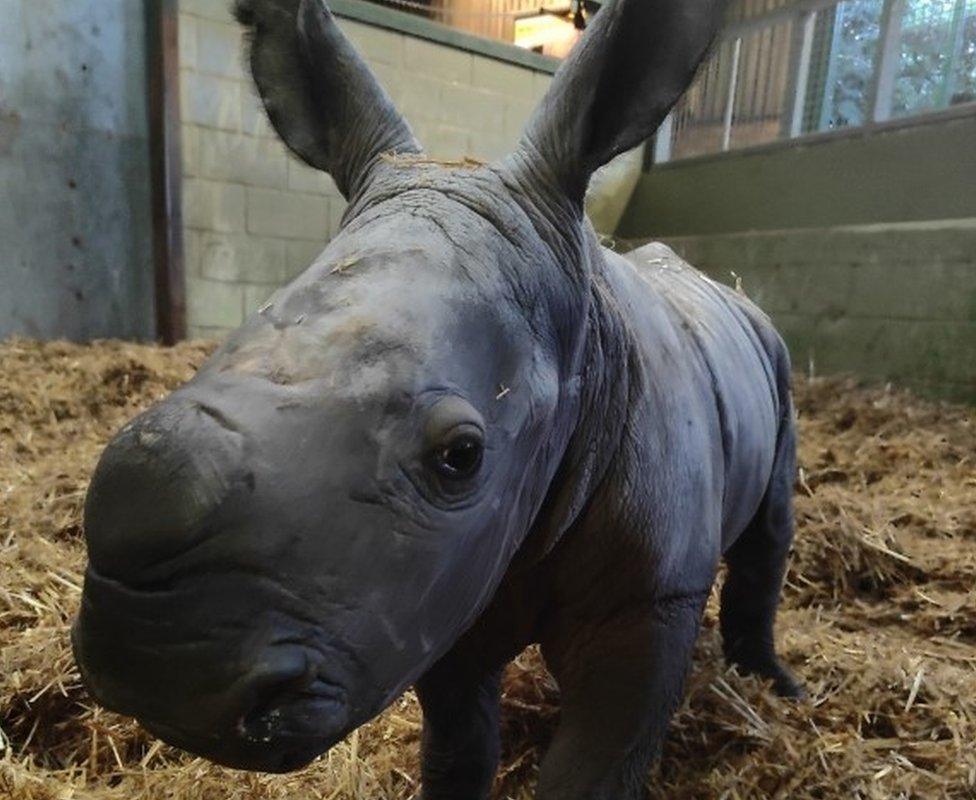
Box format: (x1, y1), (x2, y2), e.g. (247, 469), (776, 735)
(512, 0), (728, 207)
(235, 0), (422, 199)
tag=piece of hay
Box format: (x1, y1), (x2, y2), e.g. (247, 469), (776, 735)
(1, 340), (974, 799)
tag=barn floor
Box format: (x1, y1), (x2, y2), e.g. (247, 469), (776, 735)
(1, 339), (974, 800)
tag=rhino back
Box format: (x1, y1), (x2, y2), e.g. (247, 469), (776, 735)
(600, 242), (787, 546)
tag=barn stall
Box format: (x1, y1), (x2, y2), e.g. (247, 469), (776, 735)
(2, 0), (975, 798)
(2, 339), (973, 799)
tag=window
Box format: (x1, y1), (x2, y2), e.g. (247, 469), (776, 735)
(894, 0), (976, 115)
(656, 0), (976, 163)
(807, 0), (883, 131)
(363, 1), (589, 58)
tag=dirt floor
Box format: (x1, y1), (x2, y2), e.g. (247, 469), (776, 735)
(1, 339), (974, 799)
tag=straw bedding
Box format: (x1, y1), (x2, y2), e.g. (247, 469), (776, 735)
(1, 338), (973, 799)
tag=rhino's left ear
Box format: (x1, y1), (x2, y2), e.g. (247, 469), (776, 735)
(513, 0), (728, 206)
(236, 0), (422, 199)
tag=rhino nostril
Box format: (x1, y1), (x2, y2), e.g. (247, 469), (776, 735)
(239, 675), (347, 744)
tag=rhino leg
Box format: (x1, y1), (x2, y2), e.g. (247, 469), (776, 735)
(415, 652), (503, 800)
(720, 407), (804, 699)
(535, 593), (708, 800)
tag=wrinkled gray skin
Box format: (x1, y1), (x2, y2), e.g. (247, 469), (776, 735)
(72, 0), (804, 797)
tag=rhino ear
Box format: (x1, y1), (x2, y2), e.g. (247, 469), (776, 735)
(515, 0), (727, 205)
(235, 0), (421, 199)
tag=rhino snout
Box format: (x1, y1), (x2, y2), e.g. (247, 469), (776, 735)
(140, 653), (352, 772)
(238, 672), (348, 745)
(72, 593), (353, 772)
(83, 398), (247, 578)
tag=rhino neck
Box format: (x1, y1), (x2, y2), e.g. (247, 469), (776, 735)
(506, 232), (634, 567)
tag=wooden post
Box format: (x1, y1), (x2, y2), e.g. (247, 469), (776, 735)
(146, 0), (186, 344)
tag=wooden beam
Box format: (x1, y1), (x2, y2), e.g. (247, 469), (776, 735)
(145, 0), (186, 344)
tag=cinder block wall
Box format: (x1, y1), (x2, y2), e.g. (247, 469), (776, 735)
(177, 0), (556, 339)
(653, 222), (976, 402)
(618, 112), (976, 403)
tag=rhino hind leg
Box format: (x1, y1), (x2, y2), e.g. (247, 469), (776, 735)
(719, 408), (804, 699)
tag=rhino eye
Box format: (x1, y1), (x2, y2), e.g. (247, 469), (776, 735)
(433, 431), (483, 480)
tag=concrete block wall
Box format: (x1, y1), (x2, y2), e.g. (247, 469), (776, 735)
(619, 111), (976, 403)
(177, 0), (556, 339)
(640, 221), (976, 403)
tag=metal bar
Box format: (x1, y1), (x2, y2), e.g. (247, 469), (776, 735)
(145, 0), (186, 344)
(817, 3), (843, 131)
(653, 112), (674, 164)
(870, 0), (906, 123)
(722, 37), (742, 150)
(784, 9), (817, 137)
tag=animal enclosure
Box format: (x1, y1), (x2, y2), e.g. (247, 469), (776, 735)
(1, 0), (974, 796)
(1, 339), (973, 799)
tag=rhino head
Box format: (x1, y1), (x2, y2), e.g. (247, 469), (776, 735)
(72, 0), (724, 773)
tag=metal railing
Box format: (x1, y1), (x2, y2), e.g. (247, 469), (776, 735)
(655, 0), (976, 163)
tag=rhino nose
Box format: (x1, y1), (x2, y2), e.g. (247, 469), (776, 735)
(84, 399), (247, 577)
(237, 666), (349, 748)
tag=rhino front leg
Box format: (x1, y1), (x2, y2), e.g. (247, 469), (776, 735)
(415, 652), (503, 800)
(536, 592), (708, 800)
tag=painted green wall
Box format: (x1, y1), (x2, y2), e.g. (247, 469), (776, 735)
(618, 111), (976, 238)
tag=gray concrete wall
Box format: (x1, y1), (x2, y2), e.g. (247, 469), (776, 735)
(179, 0), (559, 339)
(644, 221), (976, 403)
(618, 111), (976, 403)
(0, 0), (155, 341)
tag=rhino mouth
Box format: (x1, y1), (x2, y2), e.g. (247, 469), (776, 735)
(238, 675), (349, 744)
(71, 569), (361, 773)
(141, 715), (340, 773)
(127, 670), (351, 772)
